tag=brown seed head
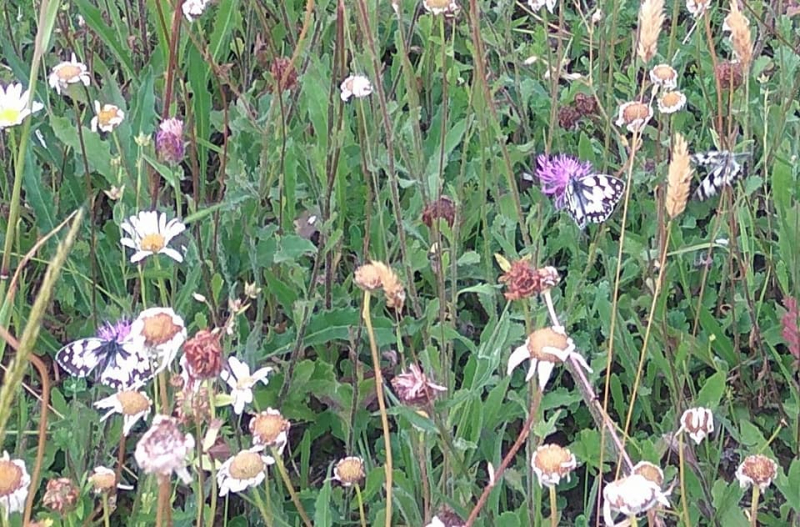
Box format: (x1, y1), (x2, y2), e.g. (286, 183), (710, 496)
(270, 57), (298, 92)
(737, 454), (778, 491)
(715, 61), (744, 90)
(537, 266), (561, 291)
(532, 444), (577, 487)
(422, 196), (457, 229)
(334, 457), (366, 487)
(391, 364), (446, 406)
(43, 478), (79, 514)
(355, 261), (405, 311)
(499, 259), (541, 300)
(250, 409), (291, 450)
(526, 327), (572, 363)
(0, 458), (23, 497)
(665, 133), (693, 219)
(89, 467), (117, 493)
(141, 312), (182, 346)
(229, 451), (266, 480)
(558, 105), (581, 130)
(632, 461), (664, 486)
(637, 0), (665, 63)
(184, 330), (223, 379)
(117, 390), (151, 415)
(574, 93), (598, 115)
(174, 385), (211, 425)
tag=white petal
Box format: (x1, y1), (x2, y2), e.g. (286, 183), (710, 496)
(160, 247), (184, 262)
(228, 357), (250, 379)
(129, 251), (152, 263)
(251, 367), (273, 383)
(507, 343), (530, 376)
(536, 361), (556, 390)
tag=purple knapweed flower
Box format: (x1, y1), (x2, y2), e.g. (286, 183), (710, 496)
(535, 154), (592, 209)
(156, 118), (185, 164)
(96, 320), (132, 343)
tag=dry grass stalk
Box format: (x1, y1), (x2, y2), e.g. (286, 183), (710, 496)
(666, 133), (693, 219)
(724, 1), (753, 68)
(637, 0), (665, 63)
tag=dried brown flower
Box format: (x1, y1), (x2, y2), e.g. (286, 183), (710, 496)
(499, 259), (540, 300)
(736, 454), (778, 491)
(42, 477), (79, 514)
(174, 384), (211, 425)
(632, 461), (665, 487)
(531, 444), (577, 487)
(422, 196), (457, 229)
(429, 507), (465, 527)
(391, 364), (446, 406)
(183, 329), (223, 380)
(715, 61), (744, 90)
(250, 408), (291, 454)
(637, 0), (665, 63)
(333, 456), (366, 487)
(574, 93), (598, 115)
(558, 105), (581, 130)
(354, 261), (405, 311)
(134, 415), (195, 484)
(270, 57), (298, 92)
(724, 1), (753, 68)
(665, 133), (693, 219)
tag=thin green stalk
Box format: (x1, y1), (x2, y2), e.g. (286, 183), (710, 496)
(678, 431), (691, 526)
(355, 483), (368, 527)
(102, 493), (111, 527)
(252, 487), (273, 527)
(548, 485), (558, 527)
(361, 290), (393, 527)
(270, 448), (313, 527)
(630, 515), (639, 527)
(749, 486), (760, 527)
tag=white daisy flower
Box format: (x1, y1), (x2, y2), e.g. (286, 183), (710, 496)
(94, 390), (152, 436)
(531, 444), (577, 488)
(182, 0), (210, 21)
(678, 407), (714, 445)
(528, 0), (557, 13)
(615, 101), (653, 133)
(126, 307), (187, 374)
(120, 210), (186, 264)
(423, 0), (460, 16)
(507, 326), (592, 391)
(88, 466), (133, 494)
(91, 101), (125, 133)
(48, 53), (91, 95)
(603, 474), (670, 526)
(649, 64), (678, 90)
(686, 0), (711, 18)
(221, 356), (273, 415)
(340, 75), (373, 102)
(736, 454), (778, 492)
(217, 448), (275, 496)
(249, 408), (290, 454)
(657, 91), (687, 114)
(332, 456), (365, 487)
(631, 461), (665, 487)
(0, 451), (30, 519)
(0, 83), (44, 129)
(134, 415), (195, 484)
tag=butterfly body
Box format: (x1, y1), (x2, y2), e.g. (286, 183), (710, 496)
(564, 174), (626, 230)
(691, 150), (750, 201)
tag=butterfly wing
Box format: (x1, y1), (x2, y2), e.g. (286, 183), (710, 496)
(691, 150), (746, 201)
(565, 174), (625, 229)
(55, 338), (107, 378)
(98, 342), (155, 390)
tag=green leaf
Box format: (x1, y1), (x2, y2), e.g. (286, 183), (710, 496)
(696, 371), (726, 408)
(74, 0), (135, 78)
(50, 116), (114, 185)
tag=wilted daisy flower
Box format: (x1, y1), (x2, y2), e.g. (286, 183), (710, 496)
(250, 408), (290, 454)
(603, 474), (670, 526)
(127, 307), (187, 373)
(120, 210), (186, 264)
(182, 329), (223, 386)
(340, 75), (373, 102)
(0, 451), (30, 519)
(531, 444), (577, 488)
(649, 64), (678, 89)
(686, 0), (711, 17)
(217, 448), (275, 496)
(736, 454), (778, 492)
(48, 53), (91, 94)
(632, 461), (665, 487)
(423, 0), (460, 16)
(155, 118), (185, 164)
(534, 154), (592, 210)
(391, 364), (446, 406)
(94, 390), (152, 436)
(88, 466), (120, 494)
(91, 101), (124, 133)
(426, 508), (465, 527)
(333, 456), (366, 487)
(616, 101), (653, 133)
(657, 91), (687, 114)
(220, 356), (273, 415)
(182, 0), (209, 21)
(528, 0), (557, 13)
(134, 415), (194, 484)
(0, 83), (44, 129)
(507, 327), (592, 391)
(678, 407), (714, 445)
(42, 477), (79, 515)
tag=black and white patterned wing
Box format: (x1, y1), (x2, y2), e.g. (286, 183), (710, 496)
(691, 150), (746, 201)
(55, 338), (106, 378)
(98, 342), (155, 390)
(565, 174), (625, 229)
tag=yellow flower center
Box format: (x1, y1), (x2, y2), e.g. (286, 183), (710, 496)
(89, 471), (116, 491)
(236, 377), (254, 390)
(117, 391), (150, 415)
(0, 108), (21, 124)
(741, 455), (776, 486)
(527, 328), (570, 362)
(533, 444), (573, 476)
(660, 91), (683, 108)
(140, 233), (166, 252)
(652, 65), (676, 83)
(229, 451), (264, 480)
(633, 462), (664, 486)
(622, 102), (650, 122)
(425, 0), (451, 8)
(98, 106), (119, 126)
(141, 313), (180, 346)
(0, 459), (22, 496)
(56, 64), (83, 81)
(251, 412), (288, 445)
(335, 457), (365, 485)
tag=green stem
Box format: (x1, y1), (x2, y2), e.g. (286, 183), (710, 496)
(362, 290), (393, 526)
(749, 486), (760, 527)
(252, 487), (273, 527)
(549, 485), (558, 527)
(102, 493), (111, 527)
(270, 447), (313, 527)
(355, 483), (368, 527)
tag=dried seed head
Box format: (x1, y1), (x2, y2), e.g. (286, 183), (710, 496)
(270, 57), (298, 92)
(89, 466), (117, 494)
(637, 0), (665, 63)
(679, 407), (714, 444)
(333, 457), (366, 487)
(632, 461), (664, 487)
(736, 454), (778, 491)
(724, 1), (753, 68)
(665, 133), (693, 219)
(183, 330), (223, 380)
(715, 61), (744, 90)
(391, 364), (447, 406)
(531, 444), (577, 487)
(250, 408), (291, 453)
(42, 478), (79, 515)
(573, 93), (598, 115)
(422, 196), (457, 229)
(499, 258), (541, 300)
(558, 105), (582, 130)
(229, 451), (267, 480)
(354, 261), (405, 311)
(526, 327), (572, 363)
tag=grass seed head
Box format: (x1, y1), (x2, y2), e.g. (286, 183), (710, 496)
(637, 0), (665, 63)
(724, 1), (753, 68)
(665, 133), (693, 219)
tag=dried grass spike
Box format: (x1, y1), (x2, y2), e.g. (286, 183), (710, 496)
(666, 133), (693, 219)
(724, 1), (753, 68)
(637, 0), (665, 63)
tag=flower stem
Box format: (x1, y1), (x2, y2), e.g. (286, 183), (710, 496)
(102, 493), (111, 527)
(270, 447), (313, 527)
(355, 483), (368, 527)
(252, 487), (273, 527)
(749, 486), (760, 527)
(155, 476), (170, 527)
(548, 485), (558, 527)
(630, 514), (638, 527)
(678, 431), (691, 527)
(361, 290), (393, 526)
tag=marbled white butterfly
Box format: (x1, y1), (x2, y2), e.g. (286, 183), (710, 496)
(691, 150), (750, 201)
(564, 174), (626, 230)
(55, 320), (154, 390)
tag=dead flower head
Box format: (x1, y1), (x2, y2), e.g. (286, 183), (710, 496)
(498, 257), (560, 300)
(678, 407), (714, 445)
(183, 329), (223, 381)
(134, 415), (195, 484)
(507, 326), (593, 391)
(632, 461), (665, 487)
(603, 474), (670, 526)
(333, 456), (366, 487)
(736, 454), (778, 492)
(0, 451), (29, 519)
(422, 196), (457, 229)
(616, 101), (653, 133)
(42, 478), (79, 515)
(250, 408), (291, 455)
(391, 363), (447, 406)
(531, 444), (577, 488)
(354, 261), (406, 311)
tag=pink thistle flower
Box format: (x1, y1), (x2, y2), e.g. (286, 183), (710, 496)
(535, 154), (592, 210)
(156, 118), (185, 164)
(782, 297), (800, 360)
